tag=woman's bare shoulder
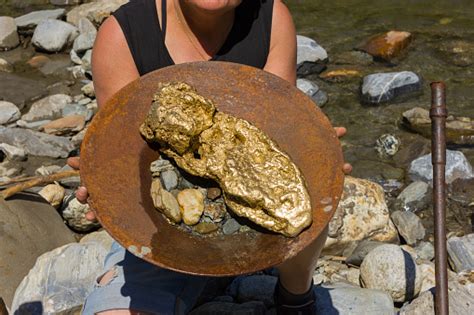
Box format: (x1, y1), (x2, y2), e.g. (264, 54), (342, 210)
(92, 16), (140, 107)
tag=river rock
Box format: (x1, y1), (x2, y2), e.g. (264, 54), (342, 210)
(438, 39), (474, 67)
(391, 211), (425, 245)
(22, 94), (72, 122)
(71, 128), (87, 148)
(14, 9), (65, 31)
(79, 229), (114, 251)
(177, 189), (205, 225)
(361, 71), (422, 104)
(61, 196), (100, 232)
(345, 240), (386, 266)
(151, 179), (182, 223)
(296, 78), (328, 107)
(0, 101), (20, 124)
(402, 107), (474, 145)
(0, 194), (75, 307)
(230, 275), (277, 307)
(78, 17), (97, 34)
(62, 103), (93, 120)
(41, 115), (86, 136)
(81, 81), (95, 97)
(39, 184), (66, 208)
(81, 48), (92, 71)
(66, 0), (129, 26)
(447, 234), (474, 272)
(409, 150), (474, 184)
(0, 143), (26, 161)
(395, 181), (431, 212)
(313, 283), (394, 315)
(323, 176), (399, 256)
(319, 68), (362, 83)
(358, 31), (412, 61)
(0, 17), (19, 50)
(32, 19), (79, 52)
(375, 134), (401, 158)
(73, 31), (96, 54)
(297, 35), (328, 64)
(360, 244), (422, 302)
(11, 240), (109, 314)
(161, 169), (178, 190)
(399, 280), (474, 314)
(35, 164), (62, 176)
(190, 301), (266, 315)
(0, 57), (13, 72)
(0, 126), (73, 158)
(415, 241), (435, 261)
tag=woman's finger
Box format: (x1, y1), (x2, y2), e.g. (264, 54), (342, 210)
(67, 156), (81, 170)
(85, 211), (97, 222)
(343, 163), (352, 175)
(334, 127), (347, 138)
(76, 186), (89, 204)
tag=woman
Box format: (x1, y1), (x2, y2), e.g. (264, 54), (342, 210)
(71, 0), (351, 314)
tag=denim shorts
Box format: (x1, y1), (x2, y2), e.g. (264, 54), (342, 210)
(82, 241), (211, 314)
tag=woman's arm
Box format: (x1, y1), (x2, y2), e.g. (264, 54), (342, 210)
(91, 16), (140, 108)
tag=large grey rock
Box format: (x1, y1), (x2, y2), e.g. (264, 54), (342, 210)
(0, 101), (21, 124)
(190, 301), (266, 315)
(361, 71), (422, 104)
(77, 17), (96, 34)
(66, 0), (129, 26)
(11, 240), (109, 314)
(395, 181), (431, 212)
(0, 143), (27, 161)
(399, 281), (474, 314)
(324, 176), (399, 256)
(61, 196), (100, 232)
(0, 17), (20, 49)
(32, 19), (79, 52)
(296, 35), (328, 64)
(409, 150), (474, 184)
(391, 211), (425, 245)
(0, 126), (74, 158)
(14, 9), (65, 31)
(360, 244), (422, 302)
(0, 194), (75, 308)
(447, 234), (474, 272)
(72, 31), (96, 54)
(313, 283), (394, 315)
(296, 78), (328, 107)
(22, 94), (72, 122)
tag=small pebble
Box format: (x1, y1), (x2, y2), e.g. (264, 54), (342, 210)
(223, 218), (241, 235)
(207, 187), (222, 200)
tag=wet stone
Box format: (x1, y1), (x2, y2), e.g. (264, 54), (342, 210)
(161, 169), (178, 191)
(296, 78), (328, 107)
(375, 134), (401, 158)
(361, 71), (422, 104)
(358, 31), (412, 62)
(223, 218), (241, 235)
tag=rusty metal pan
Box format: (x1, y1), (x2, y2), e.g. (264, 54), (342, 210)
(81, 61), (344, 276)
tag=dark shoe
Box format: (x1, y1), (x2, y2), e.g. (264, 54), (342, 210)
(274, 279), (316, 315)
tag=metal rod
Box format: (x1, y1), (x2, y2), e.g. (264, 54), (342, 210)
(430, 82), (449, 315)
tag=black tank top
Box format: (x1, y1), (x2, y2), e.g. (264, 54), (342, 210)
(112, 0), (274, 76)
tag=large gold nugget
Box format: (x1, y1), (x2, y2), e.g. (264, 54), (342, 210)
(140, 82), (312, 237)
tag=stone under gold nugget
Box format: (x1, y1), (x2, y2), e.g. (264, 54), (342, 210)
(140, 82), (312, 237)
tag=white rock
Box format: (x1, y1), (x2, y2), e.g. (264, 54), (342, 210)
(296, 35), (328, 64)
(296, 78), (328, 107)
(362, 71), (422, 104)
(77, 17), (96, 34)
(35, 165), (62, 176)
(32, 19), (79, 52)
(22, 94), (72, 123)
(0, 143), (26, 161)
(14, 9), (65, 30)
(0, 17), (20, 49)
(409, 150), (474, 184)
(360, 244), (422, 302)
(39, 184), (65, 208)
(79, 230), (114, 251)
(81, 49), (92, 72)
(73, 31), (96, 54)
(70, 49), (82, 65)
(81, 81), (95, 98)
(177, 189), (205, 225)
(67, 0), (129, 26)
(323, 176), (399, 255)
(0, 57), (13, 72)
(0, 101), (21, 124)
(61, 197), (100, 232)
(11, 241), (109, 314)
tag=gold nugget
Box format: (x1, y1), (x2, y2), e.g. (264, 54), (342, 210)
(140, 82), (312, 237)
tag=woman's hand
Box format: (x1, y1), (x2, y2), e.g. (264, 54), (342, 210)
(67, 156), (97, 222)
(334, 127), (352, 175)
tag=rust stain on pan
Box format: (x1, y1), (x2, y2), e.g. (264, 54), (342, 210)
(81, 61), (344, 276)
